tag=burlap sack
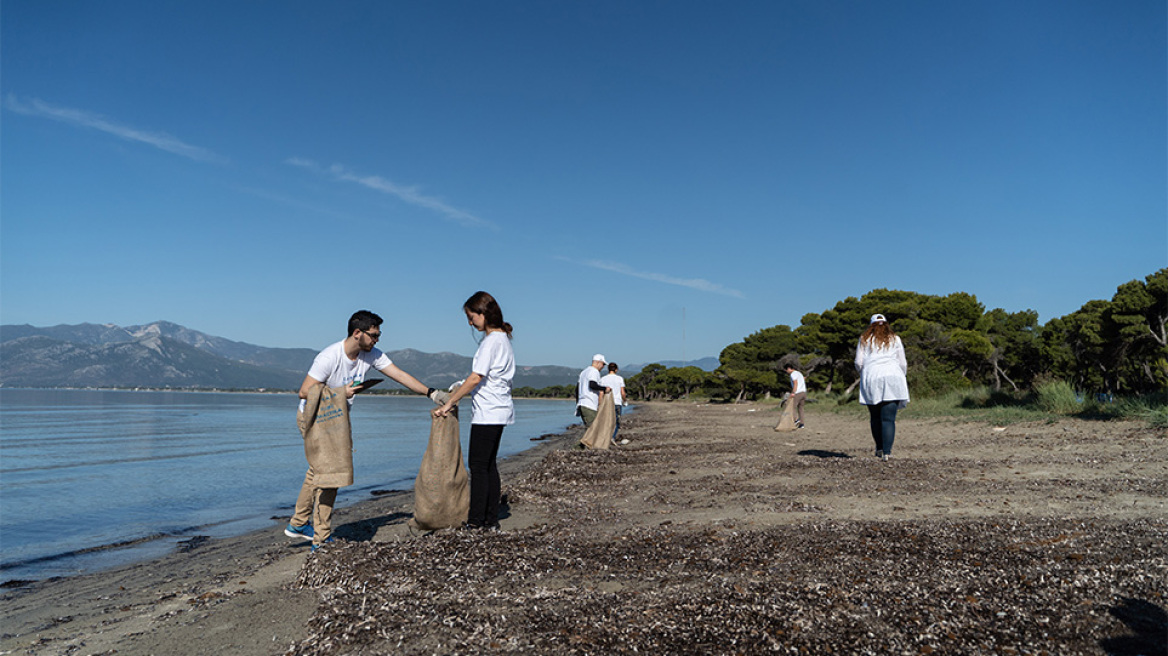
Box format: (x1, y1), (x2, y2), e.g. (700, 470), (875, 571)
(298, 384), (354, 487)
(409, 407), (470, 530)
(773, 396), (797, 432)
(580, 397), (616, 450)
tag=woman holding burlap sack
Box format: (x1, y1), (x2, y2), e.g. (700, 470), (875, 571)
(433, 292), (515, 531)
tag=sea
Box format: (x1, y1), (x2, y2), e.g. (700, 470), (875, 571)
(0, 388), (579, 583)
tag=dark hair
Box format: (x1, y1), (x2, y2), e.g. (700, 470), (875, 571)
(608, 363), (619, 372)
(348, 310), (383, 337)
(463, 291), (513, 339)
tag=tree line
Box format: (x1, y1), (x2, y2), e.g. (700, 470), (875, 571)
(626, 268), (1166, 403)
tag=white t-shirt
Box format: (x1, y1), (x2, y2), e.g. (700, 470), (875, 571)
(307, 340), (392, 405)
(470, 331), (515, 425)
(576, 366), (602, 411)
(789, 370), (806, 395)
(600, 373), (626, 406)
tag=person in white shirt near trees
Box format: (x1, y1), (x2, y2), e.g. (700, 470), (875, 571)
(784, 363), (807, 429)
(600, 362), (627, 440)
(433, 292), (515, 531)
(855, 313), (910, 461)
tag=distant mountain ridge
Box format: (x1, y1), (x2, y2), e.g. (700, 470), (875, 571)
(622, 357), (720, 375)
(0, 321), (578, 391)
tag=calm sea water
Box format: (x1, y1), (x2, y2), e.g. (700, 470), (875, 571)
(0, 388), (576, 582)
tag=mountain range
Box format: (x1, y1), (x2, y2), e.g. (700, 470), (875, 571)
(0, 321), (581, 391)
(623, 357), (721, 373)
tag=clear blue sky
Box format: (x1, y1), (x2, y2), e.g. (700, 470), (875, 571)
(2, 1), (1164, 368)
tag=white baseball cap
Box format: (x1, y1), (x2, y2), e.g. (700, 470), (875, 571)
(870, 314), (887, 324)
(592, 353), (607, 363)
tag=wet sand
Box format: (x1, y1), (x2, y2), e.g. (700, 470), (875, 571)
(2, 402), (1165, 655)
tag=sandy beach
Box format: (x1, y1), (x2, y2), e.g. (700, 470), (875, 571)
(2, 401), (1165, 655)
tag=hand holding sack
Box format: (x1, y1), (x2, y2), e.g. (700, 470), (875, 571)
(409, 405), (470, 530)
(579, 397), (617, 450)
(298, 384), (354, 487)
(773, 396), (797, 433)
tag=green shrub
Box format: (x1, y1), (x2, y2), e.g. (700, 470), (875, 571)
(906, 363), (971, 398)
(1035, 380), (1082, 415)
(1101, 393), (1168, 427)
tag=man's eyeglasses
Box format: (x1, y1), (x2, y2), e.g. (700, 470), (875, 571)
(362, 330), (381, 341)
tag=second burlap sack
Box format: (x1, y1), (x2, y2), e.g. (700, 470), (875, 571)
(409, 407), (470, 530)
(579, 397), (616, 450)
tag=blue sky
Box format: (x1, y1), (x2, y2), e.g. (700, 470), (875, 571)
(2, 1), (1164, 368)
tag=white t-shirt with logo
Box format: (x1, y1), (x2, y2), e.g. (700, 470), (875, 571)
(470, 331), (515, 425)
(600, 373), (626, 406)
(307, 340), (392, 404)
(577, 366), (602, 411)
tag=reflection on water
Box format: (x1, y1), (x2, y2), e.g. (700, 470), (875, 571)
(0, 389), (574, 581)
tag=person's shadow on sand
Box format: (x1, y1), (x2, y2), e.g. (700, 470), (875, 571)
(1099, 597), (1167, 656)
(333, 511), (412, 542)
(331, 495), (513, 542)
(798, 449), (852, 459)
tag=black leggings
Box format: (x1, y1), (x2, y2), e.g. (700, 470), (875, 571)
(467, 424), (505, 526)
(867, 401), (899, 454)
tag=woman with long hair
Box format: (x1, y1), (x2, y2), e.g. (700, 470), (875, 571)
(855, 314), (909, 460)
(433, 291), (515, 530)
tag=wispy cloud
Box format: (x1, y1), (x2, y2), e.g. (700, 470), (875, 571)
(566, 258), (746, 299)
(5, 95), (224, 163)
(286, 158), (495, 229)
(233, 186), (361, 221)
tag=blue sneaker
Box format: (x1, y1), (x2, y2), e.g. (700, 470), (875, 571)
(284, 523), (314, 540)
(310, 537), (335, 553)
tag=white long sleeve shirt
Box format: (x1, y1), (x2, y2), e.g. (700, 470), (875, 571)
(855, 336), (910, 406)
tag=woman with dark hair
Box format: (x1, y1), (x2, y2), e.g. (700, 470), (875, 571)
(433, 291), (514, 530)
(855, 314), (909, 461)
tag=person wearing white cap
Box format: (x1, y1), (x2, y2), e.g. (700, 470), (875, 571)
(855, 314), (910, 461)
(575, 354), (608, 428)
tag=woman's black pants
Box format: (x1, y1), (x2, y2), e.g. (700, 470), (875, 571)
(467, 424), (505, 526)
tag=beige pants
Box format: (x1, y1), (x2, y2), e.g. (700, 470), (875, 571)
(291, 467), (337, 544)
(791, 392), (807, 425)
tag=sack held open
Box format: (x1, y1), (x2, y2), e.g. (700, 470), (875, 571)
(773, 395), (797, 433)
(580, 397), (617, 450)
(410, 407), (470, 530)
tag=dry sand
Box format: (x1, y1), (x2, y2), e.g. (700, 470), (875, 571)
(2, 401), (1165, 655)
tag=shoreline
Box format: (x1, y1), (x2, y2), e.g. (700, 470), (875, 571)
(0, 417), (587, 655)
(0, 386), (579, 400)
(0, 392), (585, 585)
(3, 402), (1164, 655)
